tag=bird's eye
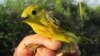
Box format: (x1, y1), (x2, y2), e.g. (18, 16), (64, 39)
(32, 10), (36, 15)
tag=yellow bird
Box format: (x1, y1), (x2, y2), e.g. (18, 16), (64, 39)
(21, 4), (80, 54)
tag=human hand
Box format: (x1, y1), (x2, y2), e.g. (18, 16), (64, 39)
(13, 34), (80, 56)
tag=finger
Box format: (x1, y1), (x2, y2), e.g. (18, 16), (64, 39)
(56, 53), (64, 56)
(21, 34), (61, 50)
(35, 47), (56, 56)
(13, 35), (39, 56)
(17, 34), (61, 50)
(13, 47), (35, 56)
(32, 34), (61, 50)
(13, 35), (36, 56)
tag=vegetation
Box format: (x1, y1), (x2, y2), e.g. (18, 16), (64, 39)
(0, 0), (100, 56)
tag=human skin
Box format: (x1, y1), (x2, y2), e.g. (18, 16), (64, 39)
(13, 34), (80, 56)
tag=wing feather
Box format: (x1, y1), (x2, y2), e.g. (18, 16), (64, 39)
(46, 11), (71, 32)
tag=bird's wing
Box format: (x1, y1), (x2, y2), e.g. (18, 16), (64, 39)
(46, 11), (72, 32)
(46, 11), (79, 41)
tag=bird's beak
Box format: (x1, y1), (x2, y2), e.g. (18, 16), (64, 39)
(17, 17), (29, 22)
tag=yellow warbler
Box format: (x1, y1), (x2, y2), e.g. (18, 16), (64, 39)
(21, 4), (80, 54)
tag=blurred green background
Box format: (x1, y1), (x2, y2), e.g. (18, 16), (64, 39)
(0, 0), (100, 56)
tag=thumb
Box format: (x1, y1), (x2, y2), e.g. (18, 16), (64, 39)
(35, 47), (56, 56)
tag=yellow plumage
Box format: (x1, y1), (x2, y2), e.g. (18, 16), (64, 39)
(21, 4), (79, 43)
(21, 4), (80, 54)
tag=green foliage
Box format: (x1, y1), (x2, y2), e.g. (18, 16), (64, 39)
(0, 0), (100, 56)
(0, 0), (34, 56)
(95, 6), (100, 13)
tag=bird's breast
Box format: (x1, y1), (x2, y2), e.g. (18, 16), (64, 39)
(32, 23), (59, 38)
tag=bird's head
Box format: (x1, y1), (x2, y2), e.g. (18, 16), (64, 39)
(20, 4), (45, 23)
